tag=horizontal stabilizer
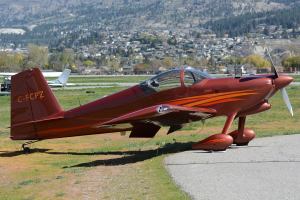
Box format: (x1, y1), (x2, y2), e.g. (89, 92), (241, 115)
(11, 115), (64, 128)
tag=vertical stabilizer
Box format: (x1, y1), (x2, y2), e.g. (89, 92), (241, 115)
(57, 69), (71, 85)
(11, 68), (63, 140)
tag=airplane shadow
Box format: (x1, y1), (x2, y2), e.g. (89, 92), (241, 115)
(0, 142), (193, 165)
(58, 142), (194, 168)
(0, 148), (51, 157)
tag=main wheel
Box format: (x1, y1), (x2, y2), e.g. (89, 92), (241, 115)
(192, 134), (233, 151)
(228, 129), (255, 145)
(23, 147), (31, 154)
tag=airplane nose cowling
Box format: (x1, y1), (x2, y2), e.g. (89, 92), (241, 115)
(274, 76), (293, 90)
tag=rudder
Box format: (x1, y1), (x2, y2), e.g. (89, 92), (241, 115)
(57, 69), (71, 85)
(11, 68), (63, 140)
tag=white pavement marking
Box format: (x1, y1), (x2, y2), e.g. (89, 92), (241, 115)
(52, 82), (137, 90)
(291, 82), (300, 86)
(165, 134), (300, 200)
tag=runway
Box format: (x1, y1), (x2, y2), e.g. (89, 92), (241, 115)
(291, 82), (300, 86)
(165, 134), (300, 200)
(58, 81), (300, 90)
(52, 82), (137, 90)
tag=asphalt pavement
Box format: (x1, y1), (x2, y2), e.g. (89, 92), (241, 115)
(165, 134), (300, 200)
(52, 82), (299, 90)
(291, 82), (300, 86)
(52, 82), (137, 90)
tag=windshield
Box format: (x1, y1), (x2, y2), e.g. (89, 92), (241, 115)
(140, 67), (210, 93)
(184, 67), (211, 86)
(142, 69), (181, 92)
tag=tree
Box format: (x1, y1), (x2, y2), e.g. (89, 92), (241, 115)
(107, 56), (121, 73)
(83, 60), (95, 68)
(26, 44), (48, 69)
(167, 36), (177, 45)
(60, 48), (75, 69)
(0, 52), (7, 71)
(282, 56), (300, 72)
(13, 53), (25, 70)
(149, 59), (163, 72)
(162, 57), (175, 68)
(48, 52), (61, 71)
(224, 56), (243, 65)
(198, 57), (209, 67)
(263, 28), (269, 36)
(243, 54), (271, 71)
(179, 56), (203, 67)
(133, 63), (149, 74)
(0, 52), (24, 72)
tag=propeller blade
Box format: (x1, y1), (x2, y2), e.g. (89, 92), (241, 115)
(266, 47), (278, 78)
(280, 88), (293, 116)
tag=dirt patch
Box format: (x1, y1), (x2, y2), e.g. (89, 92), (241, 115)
(65, 165), (122, 199)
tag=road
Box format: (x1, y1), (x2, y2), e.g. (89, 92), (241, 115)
(165, 134), (300, 200)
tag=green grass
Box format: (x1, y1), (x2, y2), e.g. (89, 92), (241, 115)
(0, 76), (300, 199)
(291, 75), (300, 82)
(0, 85), (193, 199)
(0, 95), (10, 129)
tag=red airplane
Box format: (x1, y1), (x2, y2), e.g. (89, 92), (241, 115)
(10, 65), (293, 153)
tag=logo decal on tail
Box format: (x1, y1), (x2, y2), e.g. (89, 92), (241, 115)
(17, 91), (45, 103)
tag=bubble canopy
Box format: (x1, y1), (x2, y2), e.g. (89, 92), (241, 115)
(140, 67), (211, 92)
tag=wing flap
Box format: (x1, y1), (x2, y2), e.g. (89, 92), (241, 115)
(129, 122), (161, 138)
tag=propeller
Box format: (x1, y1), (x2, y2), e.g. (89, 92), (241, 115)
(280, 88), (294, 116)
(266, 47), (278, 78)
(266, 47), (294, 116)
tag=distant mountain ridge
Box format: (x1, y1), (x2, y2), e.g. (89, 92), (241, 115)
(0, 0), (299, 47)
(0, 0), (296, 28)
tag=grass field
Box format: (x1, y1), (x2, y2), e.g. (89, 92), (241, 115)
(291, 75), (300, 82)
(52, 74), (300, 84)
(7, 73), (300, 84)
(0, 79), (299, 199)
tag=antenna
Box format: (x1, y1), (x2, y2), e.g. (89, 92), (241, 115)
(77, 97), (81, 106)
(265, 47), (279, 78)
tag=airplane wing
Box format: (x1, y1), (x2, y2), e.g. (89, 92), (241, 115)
(0, 73), (16, 76)
(96, 104), (216, 138)
(101, 104), (215, 125)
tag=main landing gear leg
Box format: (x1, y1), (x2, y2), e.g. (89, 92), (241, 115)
(22, 140), (40, 154)
(192, 114), (236, 151)
(228, 116), (256, 146)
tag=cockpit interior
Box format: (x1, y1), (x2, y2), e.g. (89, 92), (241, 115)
(140, 67), (211, 92)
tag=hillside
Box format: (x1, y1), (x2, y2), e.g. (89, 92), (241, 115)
(0, 0), (296, 28)
(0, 0), (299, 47)
(205, 5), (300, 37)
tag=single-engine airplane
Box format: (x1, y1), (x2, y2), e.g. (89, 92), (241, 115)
(10, 64), (293, 153)
(1, 69), (71, 94)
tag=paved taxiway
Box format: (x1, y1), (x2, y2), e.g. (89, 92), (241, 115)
(291, 82), (300, 86)
(52, 82), (137, 90)
(165, 134), (300, 200)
